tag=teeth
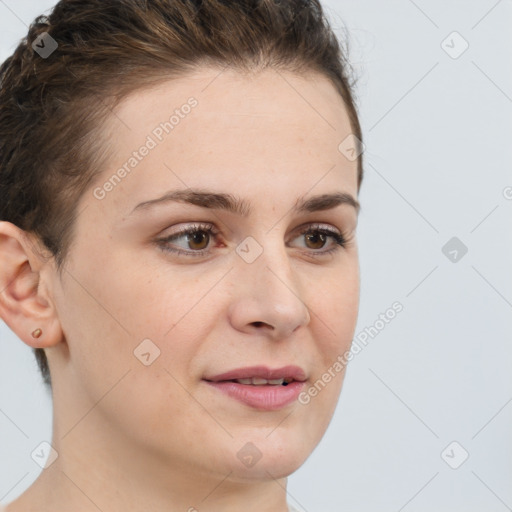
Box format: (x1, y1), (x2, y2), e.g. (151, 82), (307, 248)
(252, 377), (270, 385)
(236, 378), (253, 385)
(234, 377), (287, 385)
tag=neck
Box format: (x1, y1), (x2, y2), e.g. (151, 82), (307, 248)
(7, 401), (291, 512)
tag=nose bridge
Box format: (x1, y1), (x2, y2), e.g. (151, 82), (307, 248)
(228, 231), (311, 337)
(239, 231), (295, 293)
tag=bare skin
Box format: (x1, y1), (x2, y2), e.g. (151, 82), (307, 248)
(0, 67), (360, 512)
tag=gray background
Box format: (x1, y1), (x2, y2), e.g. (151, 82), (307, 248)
(1, 1), (511, 510)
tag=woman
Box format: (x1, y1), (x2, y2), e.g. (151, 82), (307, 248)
(0, 0), (363, 510)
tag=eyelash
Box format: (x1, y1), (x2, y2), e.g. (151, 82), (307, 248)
(156, 222), (350, 259)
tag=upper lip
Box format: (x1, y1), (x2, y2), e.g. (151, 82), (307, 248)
(204, 365), (307, 382)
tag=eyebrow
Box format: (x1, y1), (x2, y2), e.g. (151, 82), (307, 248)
(130, 188), (360, 216)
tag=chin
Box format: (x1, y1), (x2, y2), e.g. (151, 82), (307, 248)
(224, 427), (317, 481)
(227, 455), (308, 482)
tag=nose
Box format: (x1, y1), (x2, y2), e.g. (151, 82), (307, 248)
(227, 237), (311, 340)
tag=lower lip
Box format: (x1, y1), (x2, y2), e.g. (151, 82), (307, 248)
(204, 380), (305, 411)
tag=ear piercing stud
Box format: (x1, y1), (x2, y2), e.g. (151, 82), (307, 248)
(31, 328), (42, 338)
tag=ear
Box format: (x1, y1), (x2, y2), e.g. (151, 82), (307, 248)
(0, 221), (63, 349)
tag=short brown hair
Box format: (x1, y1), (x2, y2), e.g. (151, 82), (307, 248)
(0, 0), (364, 388)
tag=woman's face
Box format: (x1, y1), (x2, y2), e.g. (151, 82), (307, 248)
(49, 67), (360, 481)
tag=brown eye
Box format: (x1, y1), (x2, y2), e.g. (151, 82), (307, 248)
(186, 230), (210, 250)
(157, 222), (219, 257)
(304, 231), (327, 250)
(289, 224), (348, 258)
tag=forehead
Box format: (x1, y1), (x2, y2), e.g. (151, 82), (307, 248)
(107, 66), (354, 152)
(91, 67), (358, 217)
(113, 66), (349, 123)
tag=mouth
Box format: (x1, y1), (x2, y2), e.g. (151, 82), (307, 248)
(203, 364), (307, 383)
(202, 365), (307, 411)
(220, 377), (295, 386)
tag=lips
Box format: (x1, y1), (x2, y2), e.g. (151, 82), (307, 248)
(203, 365), (307, 411)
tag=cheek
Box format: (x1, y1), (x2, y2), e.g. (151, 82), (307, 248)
(54, 256), (202, 401)
(55, 268), (210, 450)
(312, 263), (360, 364)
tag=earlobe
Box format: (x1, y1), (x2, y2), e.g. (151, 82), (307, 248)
(0, 221), (63, 349)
